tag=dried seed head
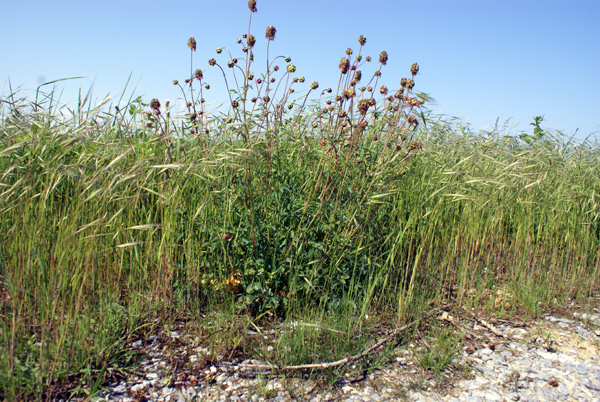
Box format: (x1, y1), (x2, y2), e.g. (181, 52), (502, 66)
(374, 70), (381, 77)
(339, 57), (350, 74)
(227, 60), (235, 68)
(190, 113), (197, 122)
(359, 86), (366, 92)
(367, 86), (372, 92)
(265, 25), (277, 40)
(366, 56), (372, 62)
(150, 98), (161, 111)
(284, 56), (291, 63)
(395, 89), (404, 99)
(354, 70), (362, 82)
(248, 0), (257, 12)
(270, 77), (275, 83)
(406, 79), (415, 90)
(299, 76), (305, 83)
(205, 84), (210, 90)
(379, 51), (388, 65)
(326, 88), (332, 93)
(248, 73), (254, 81)
(263, 95), (270, 102)
(236, 38), (242, 44)
(292, 77), (298, 83)
(408, 140), (422, 151)
(231, 100), (239, 108)
(185, 79), (190, 84)
(410, 62), (419, 76)
(310, 81), (319, 90)
(195, 69), (203, 80)
(356, 55), (362, 62)
(188, 37), (197, 51)
(289, 88), (295, 93)
(216, 48), (223, 54)
(346, 48), (353, 55)
(380, 85), (388, 95)
(358, 35), (367, 46)
(408, 97), (420, 107)
(357, 99), (370, 115)
(287, 64), (296, 73)
(242, 47), (248, 53)
(251, 97), (257, 103)
(173, 80), (179, 85)
(400, 78), (408, 88)
(233, 58), (238, 64)
(350, 80), (356, 87)
(287, 103), (293, 109)
(342, 88), (356, 100)
(256, 78), (263, 84)
(247, 34), (256, 48)
(209, 58), (217, 66)
(274, 65), (279, 72)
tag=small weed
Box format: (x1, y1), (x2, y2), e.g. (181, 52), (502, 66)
(414, 328), (461, 376)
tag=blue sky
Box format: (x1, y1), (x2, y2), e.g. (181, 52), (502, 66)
(2, 0), (599, 139)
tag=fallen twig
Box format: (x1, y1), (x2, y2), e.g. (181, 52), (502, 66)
(239, 309), (440, 373)
(462, 307), (507, 338)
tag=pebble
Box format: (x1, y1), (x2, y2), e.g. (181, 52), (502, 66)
(93, 310), (600, 402)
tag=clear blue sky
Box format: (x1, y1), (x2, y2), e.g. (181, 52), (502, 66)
(2, 0), (599, 139)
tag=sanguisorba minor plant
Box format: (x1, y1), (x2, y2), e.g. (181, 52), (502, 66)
(2, 0), (600, 399)
(141, 0), (429, 313)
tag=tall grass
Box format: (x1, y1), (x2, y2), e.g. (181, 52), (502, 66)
(1, 1), (599, 399)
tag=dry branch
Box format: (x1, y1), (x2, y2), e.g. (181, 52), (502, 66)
(239, 309), (439, 373)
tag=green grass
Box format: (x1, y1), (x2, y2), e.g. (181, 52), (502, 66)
(1, 2), (599, 400)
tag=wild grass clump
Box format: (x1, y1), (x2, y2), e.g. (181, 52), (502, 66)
(1, 1), (599, 400)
